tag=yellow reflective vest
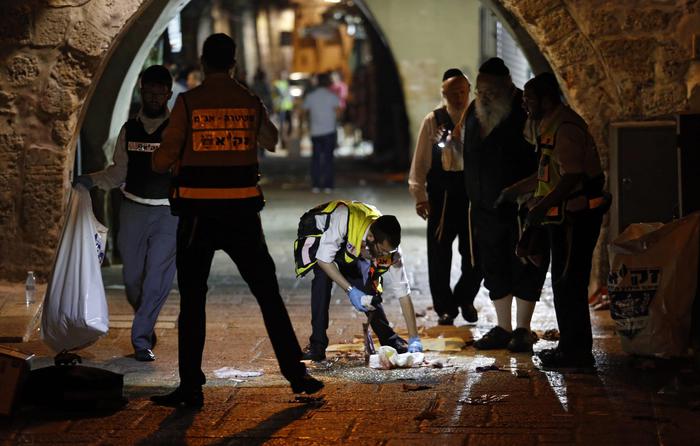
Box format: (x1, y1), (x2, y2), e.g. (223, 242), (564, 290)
(294, 200), (387, 278)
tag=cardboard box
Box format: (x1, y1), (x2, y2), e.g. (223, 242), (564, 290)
(0, 346), (34, 415)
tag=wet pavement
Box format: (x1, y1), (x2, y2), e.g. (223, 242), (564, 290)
(1, 159), (699, 445)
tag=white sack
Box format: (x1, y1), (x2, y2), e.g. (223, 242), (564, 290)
(41, 185), (109, 352)
(608, 212), (700, 357)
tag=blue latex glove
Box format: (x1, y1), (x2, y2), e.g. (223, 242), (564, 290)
(73, 175), (94, 189)
(347, 287), (368, 313)
(408, 336), (423, 353)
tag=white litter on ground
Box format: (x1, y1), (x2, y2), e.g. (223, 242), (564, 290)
(369, 346), (425, 369)
(213, 367), (265, 379)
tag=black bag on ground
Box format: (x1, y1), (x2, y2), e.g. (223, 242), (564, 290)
(22, 353), (125, 410)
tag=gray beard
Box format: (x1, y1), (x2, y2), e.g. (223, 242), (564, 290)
(475, 93), (512, 136)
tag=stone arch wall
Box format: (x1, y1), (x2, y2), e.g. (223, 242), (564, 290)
(1, 0), (699, 280)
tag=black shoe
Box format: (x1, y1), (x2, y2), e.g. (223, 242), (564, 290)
(536, 349), (595, 370)
(437, 313), (455, 326)
(135, 348), (155, 362)
(461, 304), (478, 323)
(301, 345), (326, 362)
(150, 387), (204, 408)
(473, 326), (512, 350)
(384, 336), (408, 354)
(290, 373), (325, 394)
(507, 328), (536, 353)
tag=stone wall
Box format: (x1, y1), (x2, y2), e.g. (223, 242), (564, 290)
(0, 0), (146, 280)
(1, 0), (699, 281)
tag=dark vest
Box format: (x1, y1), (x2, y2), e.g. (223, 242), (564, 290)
(426, 107), (465, 196)
(123, 118), (172, 200)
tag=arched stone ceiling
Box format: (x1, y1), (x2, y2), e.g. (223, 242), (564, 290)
(0, 0), (698, 279)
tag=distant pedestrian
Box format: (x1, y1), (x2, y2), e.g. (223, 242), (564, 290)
(302, 72), (341, 193)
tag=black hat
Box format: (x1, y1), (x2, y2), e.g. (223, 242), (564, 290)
(479, 57), (510, 76)
(442, 68), (464, 81)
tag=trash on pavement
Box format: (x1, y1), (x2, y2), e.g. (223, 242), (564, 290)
(369, 346), (424, 369)
(402, 383), (432, 392)
(213, 367), (264, 380)
(458, 394), (509, 405)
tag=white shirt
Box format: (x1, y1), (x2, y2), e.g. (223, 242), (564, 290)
(302, 87), (340, 137)
(408, 108), (465, 203)
(315, 205), (411, 299)
(89, 110), (171, 206)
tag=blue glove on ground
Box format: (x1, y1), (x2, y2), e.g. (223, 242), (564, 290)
(73, 175), (94, 189)
(347, 287), (368, 313)
(408, 336), (423, 353)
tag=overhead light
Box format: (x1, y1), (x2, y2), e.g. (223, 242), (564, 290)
(289, 86), (304, 97)
(324, 0), (341, 3)
(289, 72), (304, 80)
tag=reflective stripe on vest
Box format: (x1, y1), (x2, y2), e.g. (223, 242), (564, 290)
(170, 94), (264, 215)
(175, 185), (261, 200)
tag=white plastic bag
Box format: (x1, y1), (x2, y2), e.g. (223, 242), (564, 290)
(41, 185), (110, 352)
(608, 212), (700, 357)
(368, 346), (425, 369)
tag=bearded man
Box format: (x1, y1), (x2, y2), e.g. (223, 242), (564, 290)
(462, 58), (548, 353)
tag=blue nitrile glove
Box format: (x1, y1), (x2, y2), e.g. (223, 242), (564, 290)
(73, 175), (94, 189)
(408, 336), (423, 353)
(347, 287), (368, 313)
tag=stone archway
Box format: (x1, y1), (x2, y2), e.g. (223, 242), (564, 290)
(1, 0), (699, 280)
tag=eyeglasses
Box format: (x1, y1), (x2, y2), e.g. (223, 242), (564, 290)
(369, 239), (399, 257)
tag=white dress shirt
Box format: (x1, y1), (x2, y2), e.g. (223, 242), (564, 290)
(315, 205), (410, 299)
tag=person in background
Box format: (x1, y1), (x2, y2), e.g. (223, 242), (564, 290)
(497, 72), (607, 369)
(302, 72), (341, 194)
(462, 58), (548, 353)
(408, 68), (481, 326)
(74, 65), (177, 363)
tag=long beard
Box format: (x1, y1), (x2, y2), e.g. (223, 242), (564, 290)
(475, 93), (512, 136)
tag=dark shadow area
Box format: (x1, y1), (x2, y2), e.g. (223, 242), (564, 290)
(136, 406), (198, 446)
(211, 401), (319, 446)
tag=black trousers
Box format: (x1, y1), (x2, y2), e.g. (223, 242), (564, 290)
(548, 211), (603, 355)
(309, 262), (401, 350)
(175, 214), (306, 391)
(427, 175), (481, 317)
(472, 205), (548, 301)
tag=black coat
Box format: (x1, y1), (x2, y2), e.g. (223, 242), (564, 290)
(463, 89), (537, 211)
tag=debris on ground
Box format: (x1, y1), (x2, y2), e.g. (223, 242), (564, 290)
(369, 346), (424, 369)
(402, 383), (432, 392)
(512, 369), (530, 378)
(458, 394), (509, 405)
(414, 396), (440, 421)
(475, 364), (501, 373)
(213, 367), (264, 380)
(289, 395), (326, 407)
(415, 309), (427, 318)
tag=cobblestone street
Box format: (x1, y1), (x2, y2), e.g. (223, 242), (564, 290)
(1, 166), (699, 445)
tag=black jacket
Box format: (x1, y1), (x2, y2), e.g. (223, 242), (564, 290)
(463, 88), (537, 211)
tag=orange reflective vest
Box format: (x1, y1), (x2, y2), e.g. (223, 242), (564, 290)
(170, 83), (265, 216)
